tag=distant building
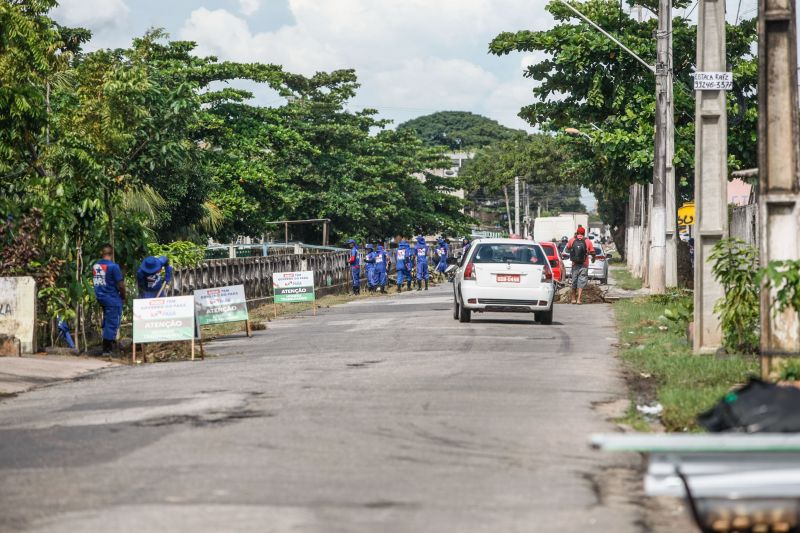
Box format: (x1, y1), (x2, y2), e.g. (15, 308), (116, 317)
(727, 178), (752, 206)
(426, 152), (473, 200)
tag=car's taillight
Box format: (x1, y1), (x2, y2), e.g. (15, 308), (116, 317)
(464, 262), (475, 280)
(541, 266), (553, 282)
(595, 255), (605, 261)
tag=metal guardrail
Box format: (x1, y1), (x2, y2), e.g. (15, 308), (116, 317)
(592, 434), (800, 532)
(205, 243), (346, 260)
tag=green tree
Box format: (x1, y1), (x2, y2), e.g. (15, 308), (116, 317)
(398, 111), (527, 150)
(489, 0), (758, 256)
(460, 135), (585, 228)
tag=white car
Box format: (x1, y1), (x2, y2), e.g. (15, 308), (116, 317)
(453, 238), (556, 324)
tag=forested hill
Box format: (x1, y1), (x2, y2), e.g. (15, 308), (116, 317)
(397, 111), (526, 150)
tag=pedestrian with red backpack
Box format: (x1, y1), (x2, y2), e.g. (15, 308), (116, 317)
(565, 226), (596, 304)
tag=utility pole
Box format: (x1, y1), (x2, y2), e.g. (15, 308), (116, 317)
(758, 0), (800, 375)
(648, 0), (670, 294)
(524, 182), (531, 238)
(693, 0), (728, 353)
(514, 176), (521, 236)
(665, 24), (678, 288)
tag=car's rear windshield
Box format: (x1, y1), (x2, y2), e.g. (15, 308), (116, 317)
(471, 243), (547, 265)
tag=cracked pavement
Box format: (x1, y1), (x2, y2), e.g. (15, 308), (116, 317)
(0, 285), (645, 532)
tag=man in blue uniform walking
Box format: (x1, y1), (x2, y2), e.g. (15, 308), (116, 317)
(347, 239), (361, 295)
(415, 235), (430, 291)
(434, 237), (449, 281)
(92, 244), (126, 356)
(395, 239), (413, 292)
(364, 243), (377, 293)
(136, 255), (173, 298)
(374, 244), (389, 293)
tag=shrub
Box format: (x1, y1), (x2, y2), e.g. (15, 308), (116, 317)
(147, 241), (205, 268)
(709, 238), (760, 354)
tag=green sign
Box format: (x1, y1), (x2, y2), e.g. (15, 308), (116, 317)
(194, 285), (249, 326)
(273, 271), (316, 303)
(133, 296), (195, 343)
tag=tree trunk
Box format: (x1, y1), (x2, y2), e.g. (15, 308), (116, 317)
(74, 236), (82, 353)
(104, 189), (115, 259)
(612, 221), (627, 260)
(503, 186), (513, 235)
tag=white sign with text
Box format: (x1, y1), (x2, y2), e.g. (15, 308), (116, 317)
(694, 72), (733, 90)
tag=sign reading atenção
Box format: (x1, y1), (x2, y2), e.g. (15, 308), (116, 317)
(273, 271), (316, 303)
(133, 295), (195, 343)
(195, 285), (249, 326)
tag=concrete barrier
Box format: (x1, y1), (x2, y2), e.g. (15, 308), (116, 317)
(0, 277), (37, 354)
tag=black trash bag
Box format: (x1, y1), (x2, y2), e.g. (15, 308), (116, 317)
(698, 377), (800, 433)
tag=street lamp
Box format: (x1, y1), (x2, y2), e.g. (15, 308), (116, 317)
(564, 127), (591, 140)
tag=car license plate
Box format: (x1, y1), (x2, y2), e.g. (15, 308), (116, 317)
(496, 274), (520, 283)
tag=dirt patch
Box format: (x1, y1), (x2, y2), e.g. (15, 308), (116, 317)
(555, 284), (608, 304)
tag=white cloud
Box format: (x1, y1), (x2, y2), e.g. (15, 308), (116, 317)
(51, 0), (129, 30)
(179, 0), (553, 126)
(238, 0), (262, 16)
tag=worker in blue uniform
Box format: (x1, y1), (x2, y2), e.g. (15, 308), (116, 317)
(395, 239), (413, 292)
(347, 239), (361, 294)
(434, 237), (449, 281)
(374, 244), (389, 293)
(136, 255), (173, 298)
(414, 235), (430, 291)
(364, 243), (377, 292)
(461, 237), (471, 257)
(92, 244), (126, 356)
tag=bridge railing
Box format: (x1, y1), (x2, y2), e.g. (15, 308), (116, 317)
(167, 250), (353, 302)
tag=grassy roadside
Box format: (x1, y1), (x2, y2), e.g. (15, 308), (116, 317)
(610, 265), (643, 291)
(614, 295), (758, 431)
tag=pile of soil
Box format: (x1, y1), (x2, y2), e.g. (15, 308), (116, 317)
(555, 284), (607, 304)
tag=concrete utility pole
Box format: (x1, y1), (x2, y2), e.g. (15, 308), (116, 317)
(648, 0), (671, 294)
(693, 0), (728, 353)
(758, 0), (800, 376)
(665, 25), (678, 288)
(514, 176), (521, 236)
(524, 182), (531, 238)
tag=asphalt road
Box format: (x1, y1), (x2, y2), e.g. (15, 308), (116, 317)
(0, 285), (646, 533)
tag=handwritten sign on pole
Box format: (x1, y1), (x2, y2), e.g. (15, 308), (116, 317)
(694, 72), (733, 90)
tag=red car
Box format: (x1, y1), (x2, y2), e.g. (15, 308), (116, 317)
(539, 241), (565, 283)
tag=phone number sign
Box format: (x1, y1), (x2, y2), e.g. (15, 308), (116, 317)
(694, 71), (733, 90)
(273, 271), (316, 303)
(194, 285), (249, 326)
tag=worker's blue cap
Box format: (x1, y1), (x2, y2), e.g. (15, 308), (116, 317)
(140, 255), (163, 275)
(366, 243), (374, 249)
(346, 239), (356, 245)
(416, 236), (426, 243)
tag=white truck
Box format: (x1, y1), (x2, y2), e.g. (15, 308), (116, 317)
(533, 213), (589, 242)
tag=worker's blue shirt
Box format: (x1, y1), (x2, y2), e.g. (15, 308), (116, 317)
(374, 249), (388, 273)
(396, 246), (412, 270)
(92, 259), (124, 306)
(136, 258), (172, 298)
(415, 244), (429, 264)
(349, 247), (360, 268)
